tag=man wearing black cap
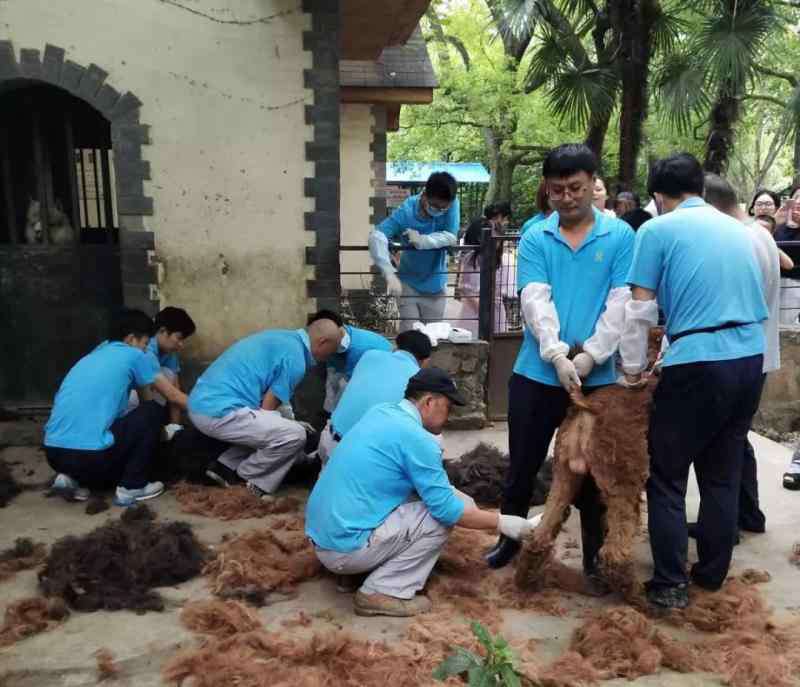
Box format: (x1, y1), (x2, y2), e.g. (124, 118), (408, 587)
(305, 367), (538, 617)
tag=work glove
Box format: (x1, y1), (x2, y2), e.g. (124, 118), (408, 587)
(384, 270), (403, 297)
(498, 514), (535, 541)
(572, 352), (595, 379)
(552, 353), (581, 392)
(277, 403), (295, 421)
(296, 420), (316, 434)
(163, 423), (183, 441)
(616, 374), (648, 389)
(404, 229), (424, 248)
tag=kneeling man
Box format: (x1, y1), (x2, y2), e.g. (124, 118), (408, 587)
(305, 367), (536, 617)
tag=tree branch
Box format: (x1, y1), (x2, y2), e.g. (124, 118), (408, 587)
(447, 36), (471, 70)
(754, 63), (798, 87)
(743, 94), (791, 109)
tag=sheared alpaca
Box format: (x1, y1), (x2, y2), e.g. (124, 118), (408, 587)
(24, 199), (74, 244)
(515, 329), (663, 599)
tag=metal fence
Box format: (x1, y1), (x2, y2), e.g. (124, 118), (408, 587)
(338, 236), (800, 337)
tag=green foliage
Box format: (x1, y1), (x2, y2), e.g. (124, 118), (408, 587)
(432, 621), (523, 686)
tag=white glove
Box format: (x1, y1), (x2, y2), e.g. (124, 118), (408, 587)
(528, 513), (543, 528)
(552, 354), (581, 391)
(277, 403), (295, 421)
(384, 271), (403, 297)
(297, 420), (316, 434)
(572, 352), (595, 379)
(164, 423), (183, 441)
(405, 229), (423, 248)
(498, 514), (535, 541)
(616, 374), (647, 389)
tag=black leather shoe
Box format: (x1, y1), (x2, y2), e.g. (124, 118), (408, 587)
(483, 535), (505, 560)
(645, 582), (689, 610)
(486, 536), (520, 569)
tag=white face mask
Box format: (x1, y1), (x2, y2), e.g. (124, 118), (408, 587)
(337, 330), (351, 354)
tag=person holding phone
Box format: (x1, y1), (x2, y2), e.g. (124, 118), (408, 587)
(774, 187), (800, 325)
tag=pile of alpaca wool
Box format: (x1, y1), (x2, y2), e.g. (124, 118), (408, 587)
(0, 538), (47, 582)
(0, 597), (69, 647)
(39, 504), (208, 612)
(172, 481), (301, 521)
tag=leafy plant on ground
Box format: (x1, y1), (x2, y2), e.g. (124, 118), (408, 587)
(433, 621), (523, 686)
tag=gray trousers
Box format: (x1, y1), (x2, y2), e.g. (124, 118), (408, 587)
(189, 407), (306, 493)
(788, 447), (800, 475)
(127, 367), (176, 414)
(399, 282), (447, 332)
(317, 420), (339, 467)
(314, 490), (474, 599)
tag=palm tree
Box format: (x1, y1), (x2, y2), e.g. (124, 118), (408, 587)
(656, 0), (778, 175)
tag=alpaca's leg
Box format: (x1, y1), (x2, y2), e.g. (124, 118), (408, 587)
(598, 493), (641, 600)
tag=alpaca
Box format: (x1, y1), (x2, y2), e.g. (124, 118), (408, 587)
(24, 199), (43, 244)
(23, 199), (75, 244)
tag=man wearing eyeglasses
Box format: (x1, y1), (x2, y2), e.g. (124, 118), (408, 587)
(369, 172), (460, 331)
(486, 144), (635, 580)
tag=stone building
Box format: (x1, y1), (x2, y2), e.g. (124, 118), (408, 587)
(0, 0), (436, 403)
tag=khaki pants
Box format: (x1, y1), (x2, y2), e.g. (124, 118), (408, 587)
(189, 407), (306, 494)
(399, 282), (447, 332)
(314, 490), (474, 599)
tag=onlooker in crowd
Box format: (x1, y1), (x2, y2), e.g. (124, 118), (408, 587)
(620, 153), (767, 610)
(748, 189), (780, 219)
(702, 173), (779, 537)
(773, 185), (800, 324)
(615, 191), (652, 231)
(593, 177), (615, 217)
(369, 172), (460, 331)
(488, 144), (634, 579)
(521, 181), (555, 235)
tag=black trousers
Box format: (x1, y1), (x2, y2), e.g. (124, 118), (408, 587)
(45, 401), (163, 490)
(647, 355), (764, 591)
(737, 374), (767, 532)
(504, 373), (606, 572)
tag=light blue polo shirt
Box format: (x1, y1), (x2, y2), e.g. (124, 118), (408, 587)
(377, 193), (460, 294)
(331, 348), (420, 436)
(305, 400), (464, 553)
(188, 329), (313, 418)
(45, 341), (160, 451)
(513, 208), (635, 387)
(328, 325), (392, 379)
(146, 336), (180, 374)
(627, 197), (767, 366)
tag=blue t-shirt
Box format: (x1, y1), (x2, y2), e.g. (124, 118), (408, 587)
(377, 193), (460, 294)
(188, 329), (313, 418)
(513, 208), (635, 387)
(306, 400), (464, 552)
(146, 336), (180, 373)
(627, 197), (767, 366)
(44, 341), (160, 450)
(328, 325), (392, 379)
(520, 212), (551, 236)
(331, 349), (420, 436)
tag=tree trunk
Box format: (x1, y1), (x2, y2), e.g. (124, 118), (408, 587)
(585, 108), (613, 165)
(484, 128), (516, 204)
(611, 0), (657, 189)
(703, 82), (740, 175)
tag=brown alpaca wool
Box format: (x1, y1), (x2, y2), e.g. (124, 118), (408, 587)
(85, 496), (110, 515)
(180, 599), (263, 639)
(94, 648), (119, 681)
(173, 482), (301, 521)
(0, 596), (68, 647)
(739, 568), (772, 585)
(0, 538), (47, 582)
(39, 504), (208, 612)
(204, 524), (320, 605)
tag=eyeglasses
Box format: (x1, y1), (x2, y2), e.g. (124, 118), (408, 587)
(548, 184), (588, 200)
(754, 201), (775, 208)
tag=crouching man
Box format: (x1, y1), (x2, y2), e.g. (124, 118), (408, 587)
(188, 315), (342, 499)
(305, 367), (537, 617)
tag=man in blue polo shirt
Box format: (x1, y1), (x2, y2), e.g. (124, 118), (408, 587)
(44, 308), (166, 506)
(318, 329), (432, 464)
(306, 367), (538, 617)
(308, 310), (393, 414)
(487, 144), (635, 576)
(188, 315), (342, 499)
(620, 153), (767, 610)
(369, 172), (460, 331)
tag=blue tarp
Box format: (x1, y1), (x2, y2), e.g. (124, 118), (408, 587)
(387, 161), (490, 184)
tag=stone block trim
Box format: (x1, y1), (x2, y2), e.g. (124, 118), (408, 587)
(0, 41), (157, 315)
(369, 104), (389, 226)
(302, 0), (341, 312)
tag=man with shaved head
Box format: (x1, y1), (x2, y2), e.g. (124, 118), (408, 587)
(188, 313), (342, 499)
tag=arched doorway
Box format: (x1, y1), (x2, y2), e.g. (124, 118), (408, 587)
(0, 82), (123, 403)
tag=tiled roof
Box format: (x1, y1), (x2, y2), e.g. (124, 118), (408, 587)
(340, 26), (437, 89)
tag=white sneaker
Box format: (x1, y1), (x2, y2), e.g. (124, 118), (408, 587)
(113, 481), (165, 506)
(51, 473), (90, 502)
